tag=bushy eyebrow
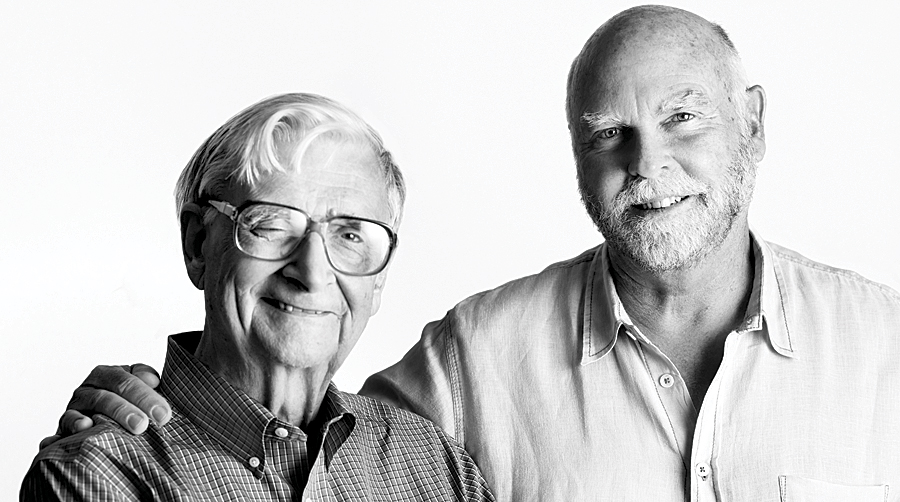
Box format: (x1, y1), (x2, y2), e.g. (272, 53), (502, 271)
(580, 111), (624, 131)
(580, 90), (714, 130)
(657, 90), (713, 115)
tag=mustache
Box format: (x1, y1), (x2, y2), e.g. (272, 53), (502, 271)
(612, 174), (708, 207)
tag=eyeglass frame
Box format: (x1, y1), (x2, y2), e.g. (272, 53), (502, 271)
(204, 199), (399, 277)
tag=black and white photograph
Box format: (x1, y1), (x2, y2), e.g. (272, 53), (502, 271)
(3, 1), (899, 500)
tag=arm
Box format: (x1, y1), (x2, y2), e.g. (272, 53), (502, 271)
(22, 452), (132, 502)
(41, 364), (171, 448)
(19, 445), (141, 502)
(359, 316), (464, 441)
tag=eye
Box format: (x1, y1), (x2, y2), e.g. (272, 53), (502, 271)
(242, 216), (291, 239)
(598, 127), (620, 139)
(339, 231), (363, 244)
(671, 112), (694, 123)
(249, 225), (288, 240)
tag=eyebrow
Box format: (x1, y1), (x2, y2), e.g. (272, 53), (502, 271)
(656, 89), (713, 115)
(580, 111), (624, 130)
(579, 89), (715, 130)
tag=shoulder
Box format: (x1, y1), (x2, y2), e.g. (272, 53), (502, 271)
(337, 390), (494, 498)
(447, 245), (600, 326)
(32, 415), (142, 466)
(341, 390), (449, 437)
(24, 417), (150, 499)
(767, 240), (900, 307)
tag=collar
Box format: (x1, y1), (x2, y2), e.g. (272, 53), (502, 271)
(158, 332), (355, 473)
(580, 229), (796, 365)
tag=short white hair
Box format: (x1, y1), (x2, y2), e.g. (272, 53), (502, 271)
(175, 93), (406, 228)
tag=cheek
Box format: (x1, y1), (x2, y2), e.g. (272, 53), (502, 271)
(673, 130), (739, 172)
(339, 280), (377, 332)
(220, 260), (277, 317)
(579, 161), (628, 202)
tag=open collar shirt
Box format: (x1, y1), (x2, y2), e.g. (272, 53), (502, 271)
(23, 332), (494, 502)
(361, 231), (900, 501)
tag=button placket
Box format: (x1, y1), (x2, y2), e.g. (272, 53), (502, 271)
(631, 337), (697, 472)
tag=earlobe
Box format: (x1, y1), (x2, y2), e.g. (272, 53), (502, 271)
(745, 85), (767, 162)
(180, 203), (207, 290)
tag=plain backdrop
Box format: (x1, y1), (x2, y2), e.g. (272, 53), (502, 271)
(2, 0), (898, 496)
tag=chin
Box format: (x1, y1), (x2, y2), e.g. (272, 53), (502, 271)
(606, 210), (737, 272)
(250, 323), (341, 371)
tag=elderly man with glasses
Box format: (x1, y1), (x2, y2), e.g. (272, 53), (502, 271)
(22, 93), (494, 501)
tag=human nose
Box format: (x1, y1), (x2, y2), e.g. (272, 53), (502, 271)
(627, 130), (671, 179)
(281, 228), (334, 291)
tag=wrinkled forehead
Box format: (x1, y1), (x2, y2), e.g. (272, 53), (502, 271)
(575, 44), (733, 129)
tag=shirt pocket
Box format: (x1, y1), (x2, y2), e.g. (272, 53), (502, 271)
(779, 475), (889, 502)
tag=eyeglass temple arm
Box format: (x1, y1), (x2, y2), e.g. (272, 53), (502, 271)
(208, 200), (238, 219)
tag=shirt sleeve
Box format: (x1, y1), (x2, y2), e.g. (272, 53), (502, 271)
(359, 315), (465, 442)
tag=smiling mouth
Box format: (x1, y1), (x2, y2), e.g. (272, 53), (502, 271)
(634, 195), (689, 210)
(264, 298), (333, 316)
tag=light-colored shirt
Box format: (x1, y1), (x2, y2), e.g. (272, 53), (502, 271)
(361, 232), (900, 501)
(23, 333), (495, 502)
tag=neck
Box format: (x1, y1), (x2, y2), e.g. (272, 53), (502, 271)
(194, 332), (330, 429)
(609, 222), (754, 343)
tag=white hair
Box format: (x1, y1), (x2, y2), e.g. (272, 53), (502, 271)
(175, 93), (406, 228)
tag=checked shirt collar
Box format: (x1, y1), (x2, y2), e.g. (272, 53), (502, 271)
(159, 332), (354, 476)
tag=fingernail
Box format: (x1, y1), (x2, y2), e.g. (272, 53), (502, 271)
(126, 413), (144, 431)
(150, 406), (167, 424)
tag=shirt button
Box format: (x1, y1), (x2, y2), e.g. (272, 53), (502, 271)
(275, 427), (288, 438)
(658, 373), (675, 388)
(248, 457), (261, 468)
(695, 462), (711, 481)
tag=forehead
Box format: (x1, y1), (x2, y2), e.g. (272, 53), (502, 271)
(239, 138), (391, 222)
(591, 49), (721, 107)
(574, 20), (733, 122)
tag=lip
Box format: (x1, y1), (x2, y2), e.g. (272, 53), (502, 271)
(631, 194), (692, 212)
(262, 297), (338, 317)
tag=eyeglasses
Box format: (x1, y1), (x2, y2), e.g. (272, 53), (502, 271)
(207, 200), (398, 276)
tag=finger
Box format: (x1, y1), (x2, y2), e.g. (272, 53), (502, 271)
(39, 435), (61, 451)
(67, 386), (150, 434)
(75, 364), (171, 427)
(129, 363), (161, 388)
(58, 409), (95, 436)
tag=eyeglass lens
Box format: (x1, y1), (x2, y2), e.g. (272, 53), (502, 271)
(234, 204), (391, 274)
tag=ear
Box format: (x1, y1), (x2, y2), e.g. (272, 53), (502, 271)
(369, 262), (393, 316)
(180, 203), (207, 290)
(745, 85), (767, 163)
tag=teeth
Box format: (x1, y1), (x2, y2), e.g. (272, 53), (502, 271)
(639, 196), (684, 210)
(276, 301), (330, 315)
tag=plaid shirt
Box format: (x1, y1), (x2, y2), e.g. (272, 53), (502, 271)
(23, 332), (494, 501)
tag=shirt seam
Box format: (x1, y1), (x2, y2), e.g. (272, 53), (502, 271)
(445, 314), (466, 444)
(771, 248), (900, 301)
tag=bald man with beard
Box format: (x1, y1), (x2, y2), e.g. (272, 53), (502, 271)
(45, 5), (900, 501)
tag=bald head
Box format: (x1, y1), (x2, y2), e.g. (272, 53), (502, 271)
(566, 5), (749, 139)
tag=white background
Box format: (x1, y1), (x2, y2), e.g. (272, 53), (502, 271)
(2, 0), (898, 496)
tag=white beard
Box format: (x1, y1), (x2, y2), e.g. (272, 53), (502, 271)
(580, 135), (757, 273)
